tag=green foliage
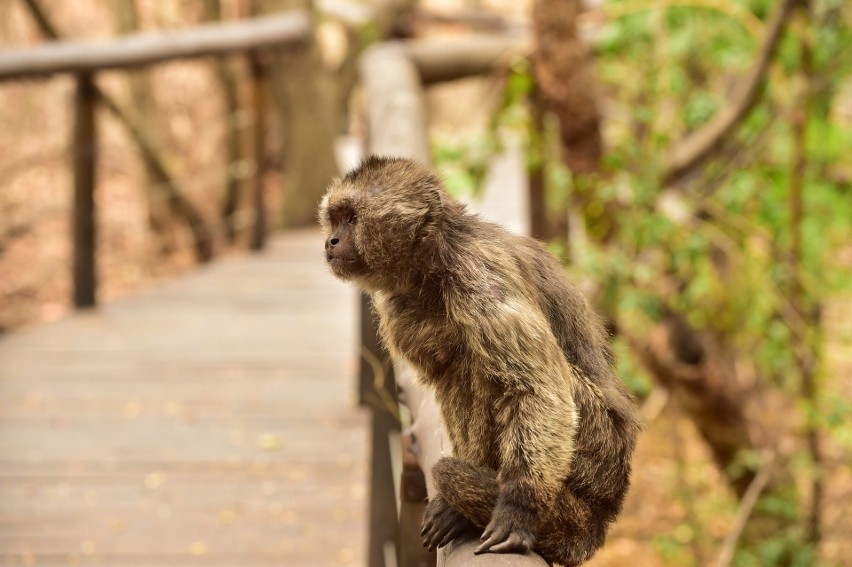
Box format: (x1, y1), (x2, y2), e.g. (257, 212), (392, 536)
(652, 530), (695, 565)
(613, 337), (654, 398)
(588, 1), (849, 562)
(431, 59), (533, 197)
(587, 0), (851, 344)
(431, 137), (497, 198)
(431, 0), (852, 563)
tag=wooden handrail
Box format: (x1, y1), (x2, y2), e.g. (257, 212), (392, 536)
(405, 34), (528, 85)
(0, 13), (296, 307)
(360, 40), (546, 567)
(0, 12), (310, 80)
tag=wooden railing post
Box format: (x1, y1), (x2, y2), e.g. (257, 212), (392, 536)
(399, 431), (436, 567)
(72, 72), (97, 307)
(249, 51), (268, 251)
(360, 292), (401, 567)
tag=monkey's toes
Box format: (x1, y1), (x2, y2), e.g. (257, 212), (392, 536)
(474, 520), (535, 555)
(421, 497), (472, 551)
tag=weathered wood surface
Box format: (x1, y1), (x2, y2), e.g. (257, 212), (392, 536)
(0, 230), (367, 566)
(0, 12), (309, 80)
(361, 40), (546, 567)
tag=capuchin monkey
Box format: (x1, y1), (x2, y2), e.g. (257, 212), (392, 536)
(320, 156), (640, 566)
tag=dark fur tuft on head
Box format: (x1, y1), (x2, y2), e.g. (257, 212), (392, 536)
(343, 155), (415, 184)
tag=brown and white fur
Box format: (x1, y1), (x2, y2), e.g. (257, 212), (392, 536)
(320, 156), (640, 566)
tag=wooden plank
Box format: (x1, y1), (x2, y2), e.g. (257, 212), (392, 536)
(0, 13), (310, 80)
(0, 231), (368, 565)
(360, 44), (429, 162)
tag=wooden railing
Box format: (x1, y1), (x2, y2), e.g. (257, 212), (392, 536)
(0, 12), (311, 307)
(358, 35), (545, 567)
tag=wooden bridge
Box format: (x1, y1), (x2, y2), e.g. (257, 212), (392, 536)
(0, 229), (369, 566)
(0, 7), (546, 567)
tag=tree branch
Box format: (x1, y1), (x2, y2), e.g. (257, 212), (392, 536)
(661, 0), (798, 184)
(714, 453), (776, 567)
(21, 0), (214, 262)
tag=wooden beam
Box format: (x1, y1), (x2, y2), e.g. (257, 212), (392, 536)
(249, 52), (268, 252)
(360, 43), (430, 161)
(71, 73), (97, 308)
(360, 41), (547, 567)
(405, 34), (528, 85)
(359, 291), (401, 567)
(0, 12), (310, 80)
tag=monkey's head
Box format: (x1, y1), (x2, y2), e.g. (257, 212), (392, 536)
(319, 156), (454, 292)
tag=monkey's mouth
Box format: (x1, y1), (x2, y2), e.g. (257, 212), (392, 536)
(326, 254), (357, 265)
(326, 255), (362, 278)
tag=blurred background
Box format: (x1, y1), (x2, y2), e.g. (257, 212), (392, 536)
(0, 0), (849, 566)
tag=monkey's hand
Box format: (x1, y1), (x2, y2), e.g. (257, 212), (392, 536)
(474, 510), (535, 555)
(421, 496), (474, 551)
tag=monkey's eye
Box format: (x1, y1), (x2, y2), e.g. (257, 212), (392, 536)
(347, 214), (357, 225)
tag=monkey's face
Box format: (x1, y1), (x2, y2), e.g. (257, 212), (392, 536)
(319, 157), (444, 291)
(320, 191), (368, 282)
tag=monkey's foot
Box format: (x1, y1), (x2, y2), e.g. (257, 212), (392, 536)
(421, 496), (474, 551)
(474, 514), (535, 555)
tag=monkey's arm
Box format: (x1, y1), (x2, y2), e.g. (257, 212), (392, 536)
(467, 298), (578, 554)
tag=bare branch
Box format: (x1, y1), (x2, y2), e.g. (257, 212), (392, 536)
(19, 0), (215, 262)
(714, 453), (776, 567)
(662, 0), (798, 184)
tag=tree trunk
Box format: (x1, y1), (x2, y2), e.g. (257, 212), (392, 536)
(789, 1), (823, 550)
(24, 0), (214, 262)
(202, 0), (246, 243)
(111, 0), (175, 253)
(531, 0), (602, 177)
(256, 0), (340, 228)
(628, 311), (805, 562)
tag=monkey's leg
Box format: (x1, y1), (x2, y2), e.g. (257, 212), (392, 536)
(424, 457), (499, 547)
(420, 495), (476, 551)
(433, 457), (603, 565)
(432, 457), (536, 554)
(432, 457), (535, 553)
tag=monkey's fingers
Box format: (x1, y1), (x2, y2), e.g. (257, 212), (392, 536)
(474, 525), (509, 555)
(424, 518), (459, 551)
(421, 522), (439, 549)
(437, 522), (468, 549)
(486, 531), (534, 554)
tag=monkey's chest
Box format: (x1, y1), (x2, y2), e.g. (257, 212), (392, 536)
(375, 297), (465, 380)
(375, 298), (499, 467)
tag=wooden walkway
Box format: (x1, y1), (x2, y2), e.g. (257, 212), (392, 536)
(0, 230), (367, 566)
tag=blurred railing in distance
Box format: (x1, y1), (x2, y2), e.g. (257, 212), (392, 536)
(0, 12), (311, 308)
(359, 36), (546, 567)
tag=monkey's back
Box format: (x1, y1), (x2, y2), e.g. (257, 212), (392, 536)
(505, 228), (640, 507)
(377, 215), (638, 457)
(374, 215), (639, 563)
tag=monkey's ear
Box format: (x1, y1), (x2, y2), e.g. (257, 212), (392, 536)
(317, 193), (332, 229)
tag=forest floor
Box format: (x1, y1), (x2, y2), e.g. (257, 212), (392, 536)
(1, 1), (850, 566)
